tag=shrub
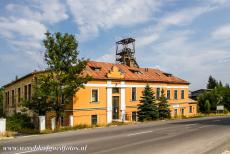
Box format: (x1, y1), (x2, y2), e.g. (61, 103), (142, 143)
(6, 113), (35, 132)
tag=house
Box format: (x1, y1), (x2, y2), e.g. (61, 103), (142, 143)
(2, 60), (197, 126)
(190, 89), (212, 100)
(2, 38), (197, 126)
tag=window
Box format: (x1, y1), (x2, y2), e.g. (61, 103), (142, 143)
(131, 87), (137, 101)
(163, 72), (172, 77)
(156, 88), (160, 98)
(90, 66), (101, 72)
(92, 89), (99, 102)
(12, 90), (15, 106)
(181, 108), (185, 115)
(24, 85), (27, 100)
(167, 90), (171, 100)
(61, 116), (64, 126)
(174, 90), (178, 100)
(7, 92), (9, 105)
(5, 92), (9, 106)
(189, 106), (192, 113)
(91, 115), (98, 125)
(132, 112), (137, 121)
(28, 84), (32, 101)
(112, 88), (119, 94)
(18, 88), (21, 103)
(181, 90), (185, 99)
(174, 109), (178, 116)
(129, 69), (142, 74)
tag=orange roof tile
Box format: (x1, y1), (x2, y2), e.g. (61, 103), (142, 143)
(84, 61), (189, 84)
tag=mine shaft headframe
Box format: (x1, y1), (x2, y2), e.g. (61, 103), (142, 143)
(115, 37), (139, 68)
(116, 38), (135, 54)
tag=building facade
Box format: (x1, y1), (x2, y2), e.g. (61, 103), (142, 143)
(3, 61), (197, 126)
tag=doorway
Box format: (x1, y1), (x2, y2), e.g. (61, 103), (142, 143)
(112, 96), (119, 119)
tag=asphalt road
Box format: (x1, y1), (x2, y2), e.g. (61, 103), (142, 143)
(1, 116), (230, 154)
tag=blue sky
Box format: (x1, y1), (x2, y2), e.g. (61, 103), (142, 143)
(0, 0), (230, 90)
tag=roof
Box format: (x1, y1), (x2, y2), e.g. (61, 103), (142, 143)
(2, 70), (47, 88)
(84, 61), (189, 84)
(3, 61), (189, 88)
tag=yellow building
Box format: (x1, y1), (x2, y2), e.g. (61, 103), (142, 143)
(2, 61), (197, 126)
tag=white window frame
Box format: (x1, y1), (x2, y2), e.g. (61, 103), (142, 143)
(131, 87), (137, 101)
(91, 88), (99, 103)
(174, 90), (178, 100)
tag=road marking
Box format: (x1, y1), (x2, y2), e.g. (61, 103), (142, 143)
(127, 130), (152, 136)
(198, 126), (209, 129)
(14, 150), (35, 154)
(185, 124), (197, 127)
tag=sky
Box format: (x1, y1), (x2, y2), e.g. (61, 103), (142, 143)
(0, 0), (230, 90)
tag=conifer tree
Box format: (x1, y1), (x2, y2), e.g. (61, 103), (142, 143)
(204, 100), (211, 113)
(138, 85), (159, 121)
(207, 75), (218, 89)
(158, 89), (171, 119)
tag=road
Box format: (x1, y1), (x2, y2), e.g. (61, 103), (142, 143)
(1, 116), (230, 154)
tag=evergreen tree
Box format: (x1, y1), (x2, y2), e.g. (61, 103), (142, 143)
(138, 85), (159, 121)
(204, 100), (211, 113)
(207, 75), (218, 89)
(218, 81), (223, 87)
(42, 32), (91, 127)
(158, 89), (171, 119)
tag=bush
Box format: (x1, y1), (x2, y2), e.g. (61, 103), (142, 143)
(6, 113), (35, 132)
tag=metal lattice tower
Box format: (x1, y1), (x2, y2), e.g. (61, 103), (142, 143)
(115, 38), (139, 68)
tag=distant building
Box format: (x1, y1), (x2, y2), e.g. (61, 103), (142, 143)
(190, 89), (212, 100)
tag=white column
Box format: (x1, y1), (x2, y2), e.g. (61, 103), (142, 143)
(39, 116), (46, 132)
(107, 81), (112, 124)
(0, 118), (6, 134)
(69, 115), (74, 127)
(120, 81), (126, 122)
(51, 117), (56, 131)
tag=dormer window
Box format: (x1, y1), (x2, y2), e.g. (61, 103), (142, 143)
(163, 72), (172, 77)
(90, 66), (101, 72)
(129, 69), (142, 74)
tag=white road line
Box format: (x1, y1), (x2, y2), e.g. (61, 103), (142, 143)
(198, 126), (209, 129)
(14, 150), (35, 154)
(185, 124), (197, 127)
(127, 131), (153, 136)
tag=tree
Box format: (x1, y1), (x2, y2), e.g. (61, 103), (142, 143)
(207, 75), (218, 89)
(43, 32), (91, 127)
(204, 100), (211, 113)
(22, 75), (51, 115)
(0, 88), (3, 117)
(158, 89), (171, 119)
(138, 85), (159, 121)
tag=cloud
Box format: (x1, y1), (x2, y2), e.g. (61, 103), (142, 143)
(212, 24), (230, 40)
(5, 0), (68, 24)
(0, 0), (68, 86)
(137, 30), (230, 90)
(66, 0), (163, 41)
(0, 18), (46, 40)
